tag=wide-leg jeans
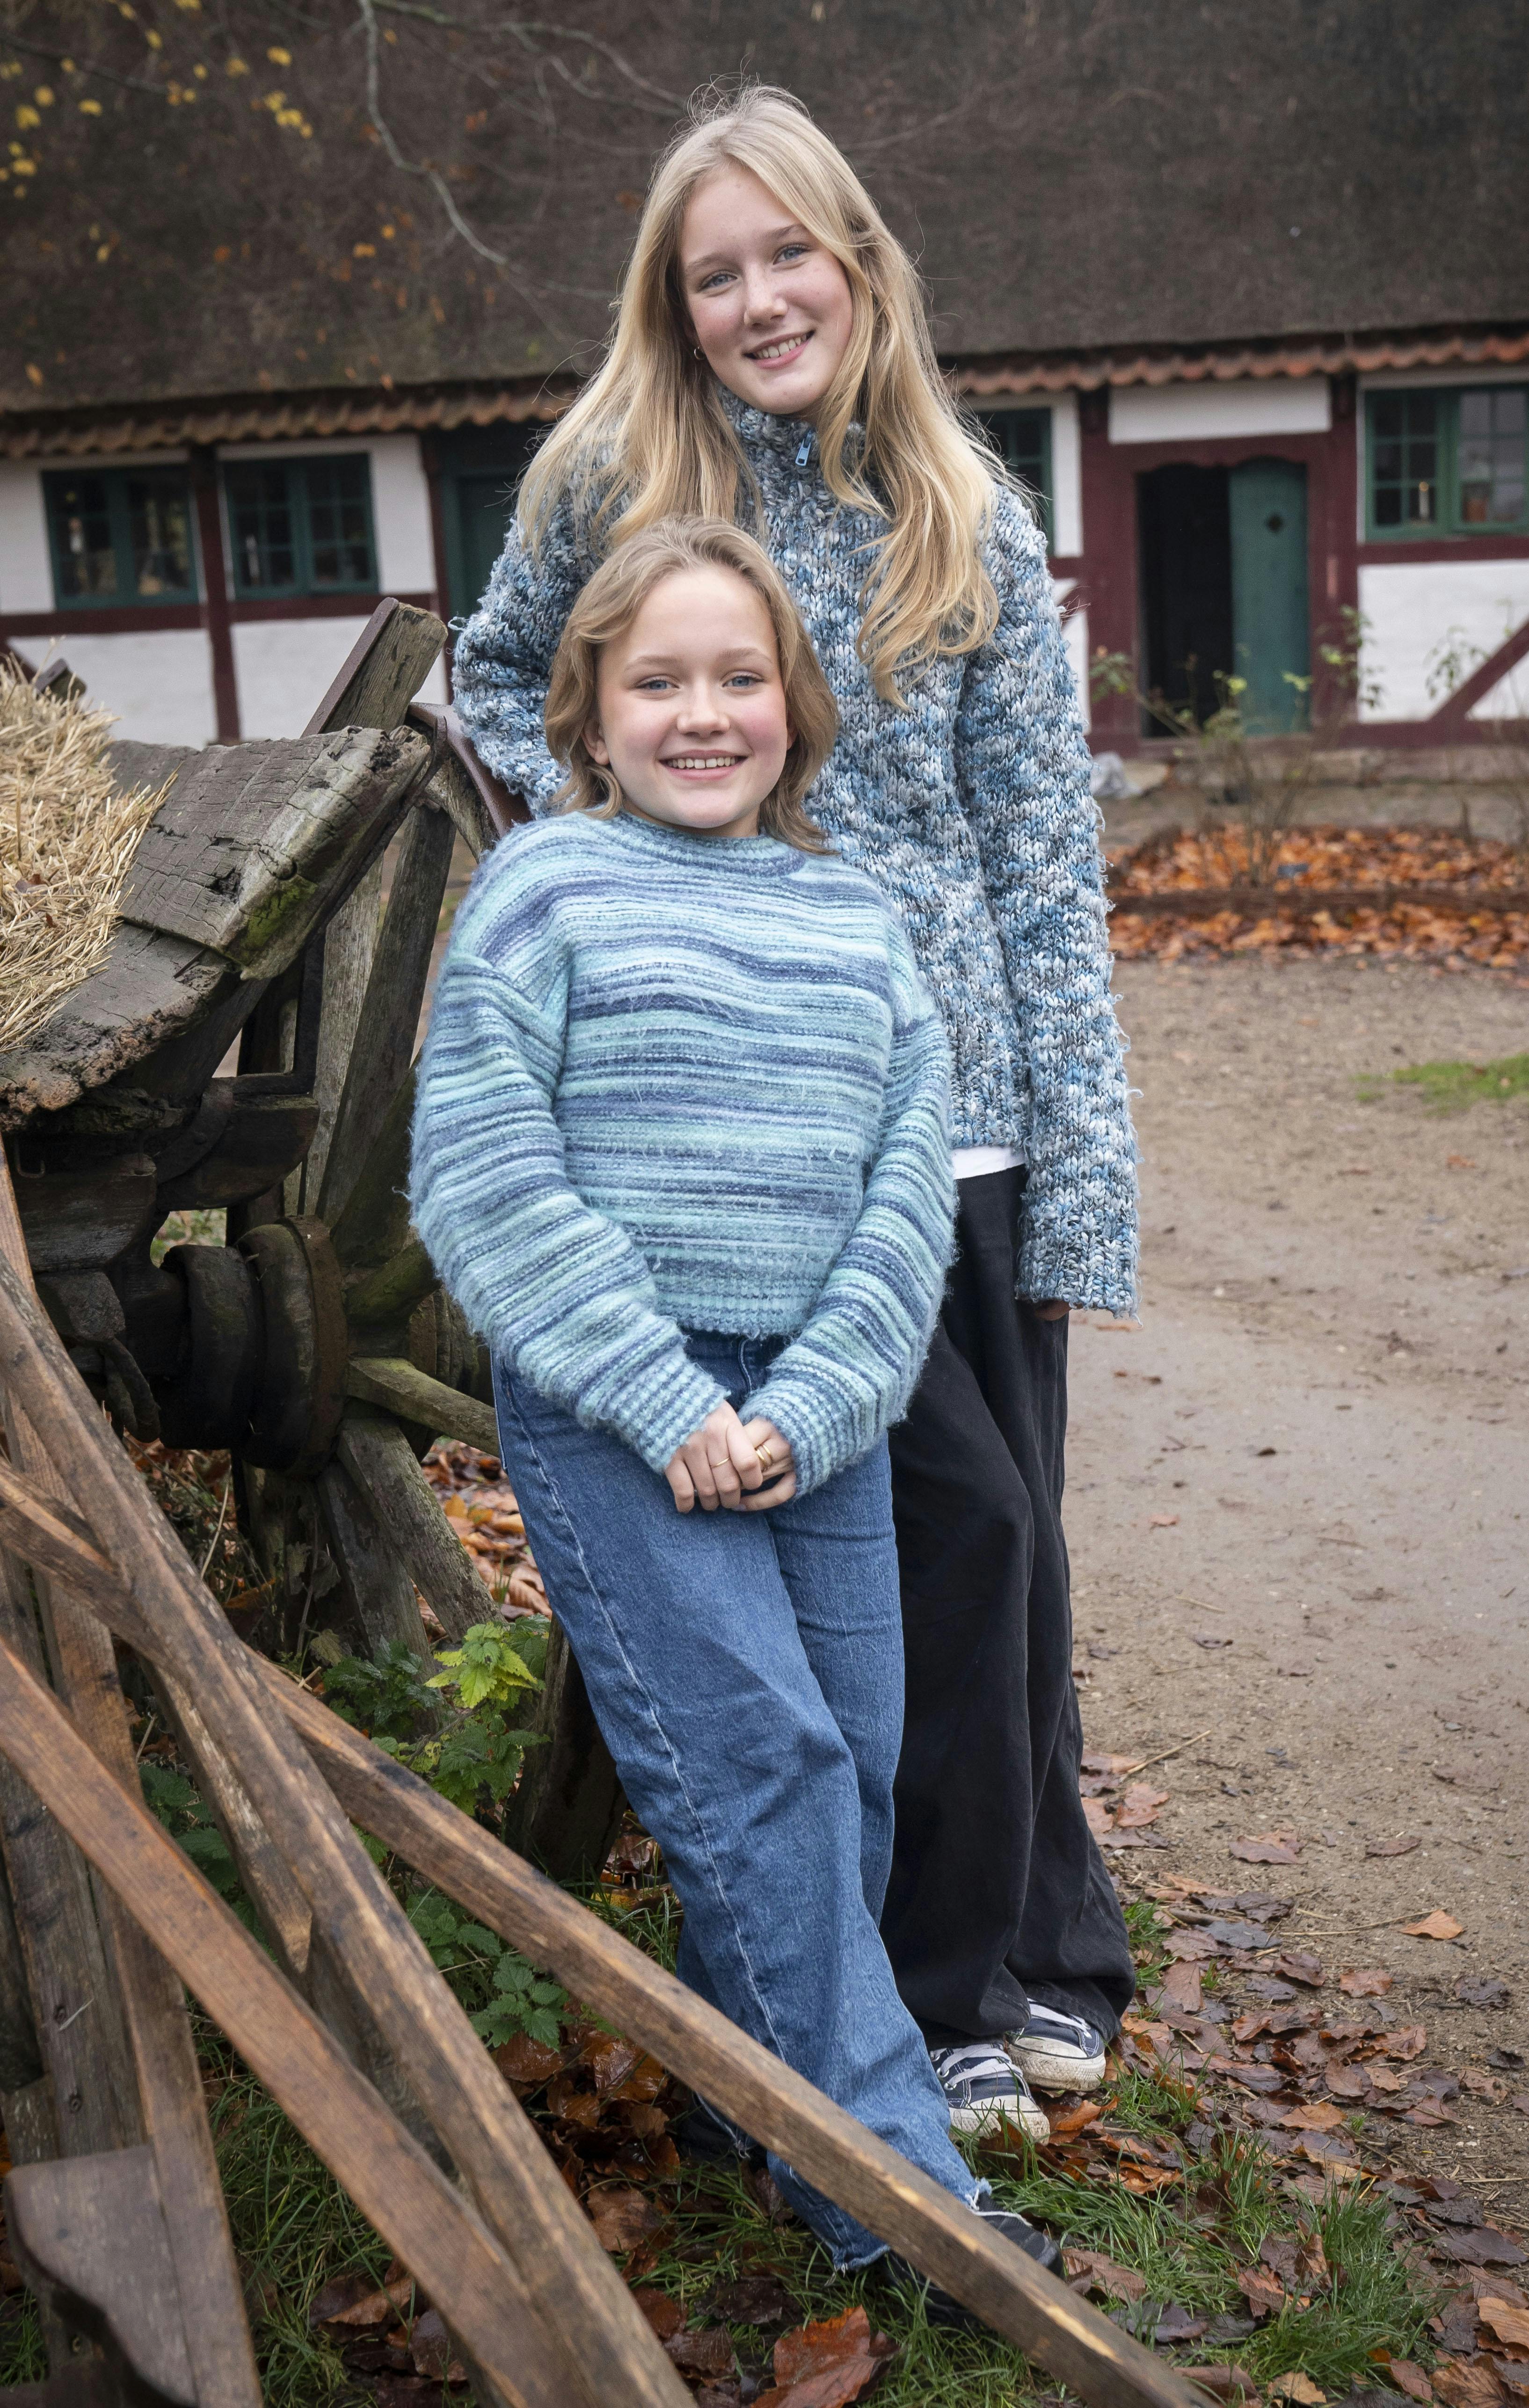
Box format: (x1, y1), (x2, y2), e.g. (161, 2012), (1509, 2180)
(493, 1331), (982, 2267)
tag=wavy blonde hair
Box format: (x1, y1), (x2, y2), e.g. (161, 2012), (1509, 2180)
(544, 517), (838, 851)
(521, 85), (1004, 701)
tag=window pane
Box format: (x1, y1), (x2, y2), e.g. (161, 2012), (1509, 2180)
(305, 457), (374, 587)
(1457, 386), (1527, 525)
(1369, 392), (1442, 531)
(49, 474), (117, 599)
(126, 475), (195, 598)
(975, 409), (1052, 543)
(226, 464), (296, 590)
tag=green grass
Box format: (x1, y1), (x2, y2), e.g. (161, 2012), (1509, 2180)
(205, 2028), (393, 2408)
(1359, 1051), (1529, 1112)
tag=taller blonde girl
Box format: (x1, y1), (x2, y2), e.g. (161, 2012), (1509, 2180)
(520, 85), (1001, 698)
(453, 78), (1140, 2174)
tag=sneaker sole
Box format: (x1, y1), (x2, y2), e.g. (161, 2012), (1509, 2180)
(946, 2097), (1051, 2142)
(1007, 2041), (1108, 2094)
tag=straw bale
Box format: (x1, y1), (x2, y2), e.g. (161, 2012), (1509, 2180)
(0, 662), (173, 1054)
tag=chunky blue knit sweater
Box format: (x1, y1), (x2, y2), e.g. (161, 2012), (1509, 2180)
(410, 811), (955, 1494)
(453, 398), (1137, 1314)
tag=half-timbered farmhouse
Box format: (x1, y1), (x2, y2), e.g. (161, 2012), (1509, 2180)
(1, 0), (1525, 753)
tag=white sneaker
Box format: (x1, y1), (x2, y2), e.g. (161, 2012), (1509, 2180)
(929, 2042), (1050, 2140)
(1005, 2004), (1108, 2094)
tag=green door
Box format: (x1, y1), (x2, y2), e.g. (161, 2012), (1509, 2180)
(454, 471), (521, 617)
(433, 426), (540, 618)
(1229, 458), (1310, 733)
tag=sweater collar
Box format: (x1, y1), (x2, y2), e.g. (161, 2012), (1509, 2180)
(716, 381), (817, 466)
(601, 807), (803, 875)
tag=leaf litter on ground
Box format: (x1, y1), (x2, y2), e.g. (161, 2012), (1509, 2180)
(1107, 824), (1529, 973)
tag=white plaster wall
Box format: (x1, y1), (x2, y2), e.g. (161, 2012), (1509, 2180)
(232, 616), (374, 738)
(0, 463), (54, 612)
(1048, 394), (1083, 558)
(1110, 378), (1331, 444)
(48, 630), (217, 744)
(1053, 579), (1091, 731)
(1356, 558), (1529, 720)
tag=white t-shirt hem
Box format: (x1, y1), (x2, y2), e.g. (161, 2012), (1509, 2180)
(951, 1145), (1025, 1180)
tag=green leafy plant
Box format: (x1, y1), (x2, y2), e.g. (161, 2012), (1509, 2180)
(140, 1760), (257, 1931)
(322, 1623), (546, 1818)
(406, 1888), (566, 2047)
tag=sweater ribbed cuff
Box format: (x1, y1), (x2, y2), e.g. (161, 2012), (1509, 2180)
(738, 1377), (852, 1499)
(610, 1354), (730, 1477)
(1017, 1227), (1138, 1319)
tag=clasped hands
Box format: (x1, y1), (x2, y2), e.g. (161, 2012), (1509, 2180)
(665, 1403), (796, 1514)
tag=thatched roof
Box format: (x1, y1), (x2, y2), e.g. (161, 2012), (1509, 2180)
(3, 0), (1527, 425)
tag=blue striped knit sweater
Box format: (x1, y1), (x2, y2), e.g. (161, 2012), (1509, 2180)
(410, 810), (955, 1494)
(453, 395), (1137, 1314)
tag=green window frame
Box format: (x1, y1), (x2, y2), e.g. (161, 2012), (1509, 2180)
(224, 454), (378, 598)
(1366, 386), (1529, 538)
(43, 466), (199, 609)
(975, 407), (1054, 549)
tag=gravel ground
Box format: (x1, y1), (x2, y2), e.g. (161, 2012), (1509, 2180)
(1069, 950), (1529, 2205)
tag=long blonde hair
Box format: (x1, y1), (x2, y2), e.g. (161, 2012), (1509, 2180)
(543, 517), (838, 851)
(521, 85), (1003, 702)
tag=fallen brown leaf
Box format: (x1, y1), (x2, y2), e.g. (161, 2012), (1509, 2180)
(1281, 2101), (1347, 2132)
(1456, 1979), (1512, 2010)
(1324, 2066), (1369, 2101)
(1082, 1794), (1114, 1839)
(1367, 1836), (1422, 1857)
(309, 2269), (413, 2329)
(1158, 1959), (1203, 2013)
(409, 2308), (466, 2385)
(1267, 2373), (1326, 2405)
(1148, 1514), (1180, 1528)
(1116, 1783), (1172, 1829)
(1405, 1912), (1465, 1940)
(586, 2186), (668, 2255)
(1432, 2359), (1507, 2408)
(1378, 2024), (1428, 2061)
(757, 2305), (894, 2408)
(1340, 1968), (1395, 1997)
(1479, 2301), (1529, 2352)
(711, 2273), (797, 2327)
(633, 2290), (686, 2343)
(1064, 2247), (1148, 2303)
(1046, 2097), (1106, 2141)
(1386, 2359), (1434, 2403)
(666, 2327), (736, 2381)
(1181, 2365), (1260, 2401)
(1271, 1950), (1326, 1987)
(494, 2032), (564, 2088)
(1166, 1927), (1223, 1962)
(1434, 2233), (1528, 2271)
(1230, 1830), (1302, 1864)
(1236, 2265), (1285, 2320)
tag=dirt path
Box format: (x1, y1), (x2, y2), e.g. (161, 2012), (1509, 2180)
(1069, 951), (1529, 2201)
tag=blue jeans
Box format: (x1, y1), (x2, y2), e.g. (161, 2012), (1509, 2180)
(493, 1331), (982, 2267)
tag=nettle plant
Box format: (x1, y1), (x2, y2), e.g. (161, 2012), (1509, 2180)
(321, 1619), (547, 1818)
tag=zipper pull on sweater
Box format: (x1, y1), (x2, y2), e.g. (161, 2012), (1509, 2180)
(795, 434), (814, 468)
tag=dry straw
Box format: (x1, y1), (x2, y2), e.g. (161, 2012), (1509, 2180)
(0, 660), (173, 1054)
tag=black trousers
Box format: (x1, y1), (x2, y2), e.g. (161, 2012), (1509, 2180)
(882, 1167), (1137, 2048)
